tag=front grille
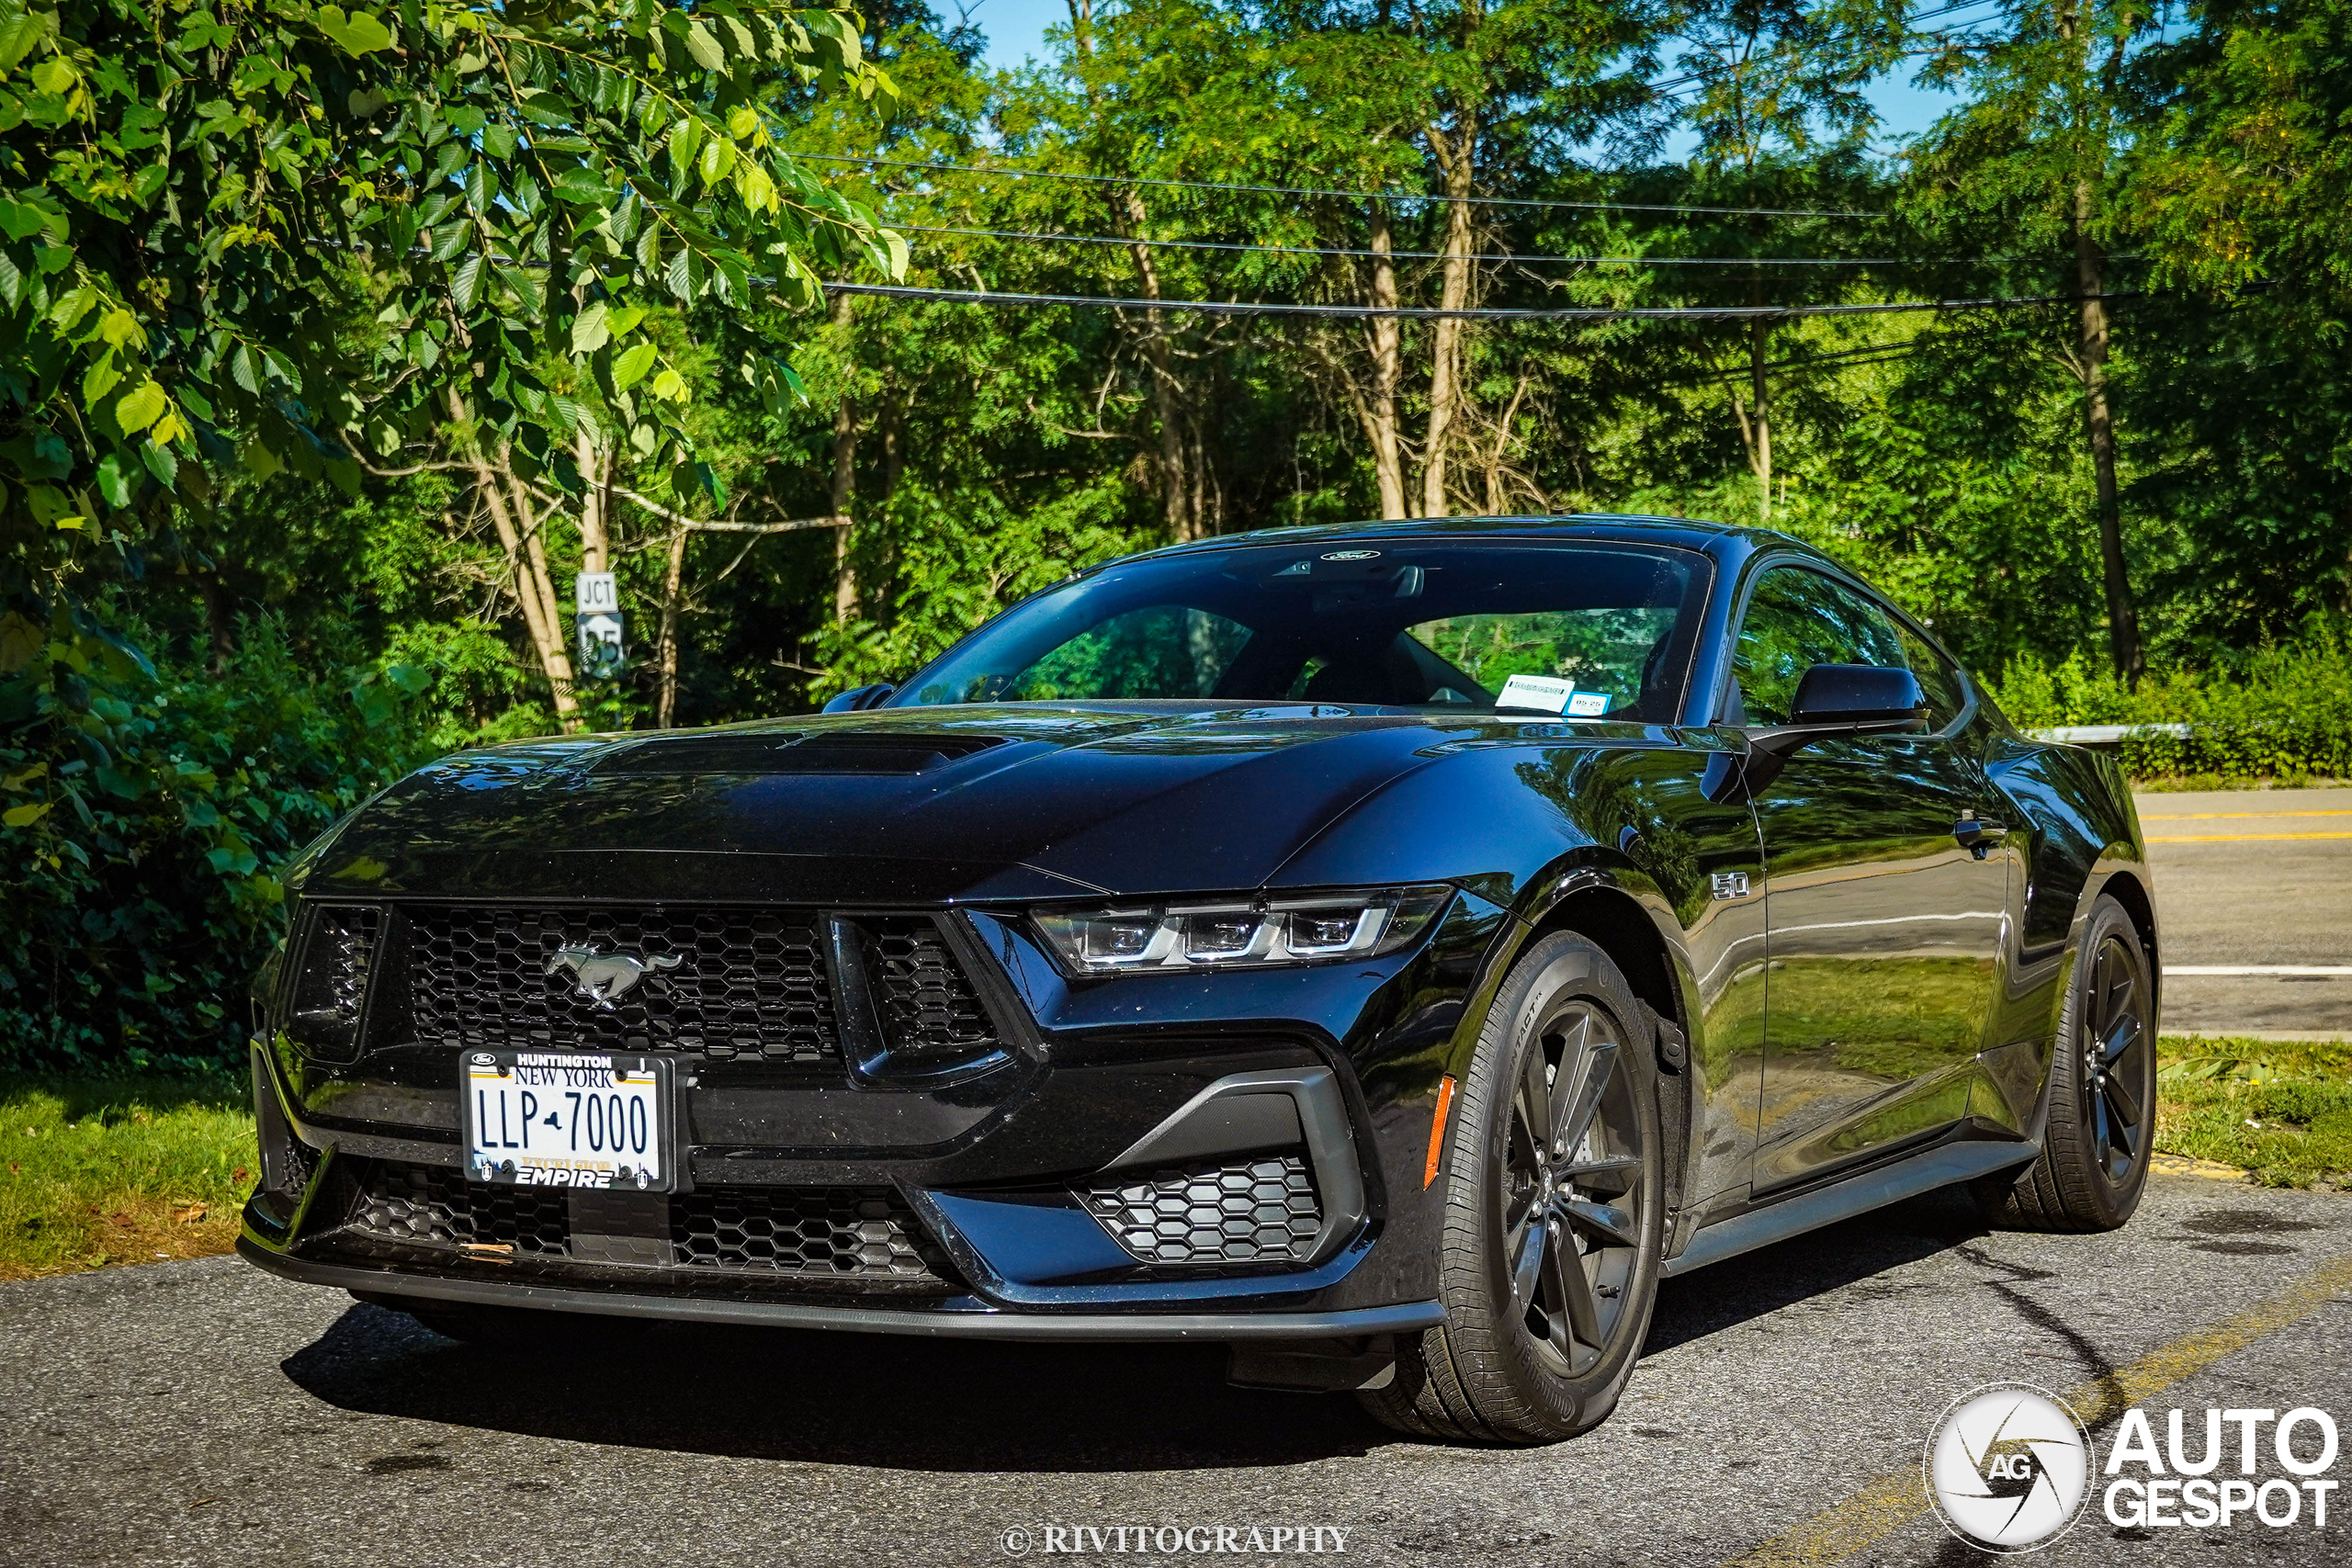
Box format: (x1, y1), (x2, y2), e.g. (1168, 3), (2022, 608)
(403, 906), (840, 1064)
(352, 1160), (571, 1256)
(671, 1187), (951, 1279)
(1080, 1153), (1323, 1266)
(862, 918), (999, 1068)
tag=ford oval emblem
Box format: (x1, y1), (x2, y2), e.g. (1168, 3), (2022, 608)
(1320, 549), (1382, 561)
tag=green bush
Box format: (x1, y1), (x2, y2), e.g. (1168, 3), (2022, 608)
(1991, 620), (2352, 781)
(0, 609), (435, 1072)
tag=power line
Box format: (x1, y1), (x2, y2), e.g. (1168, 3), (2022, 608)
(823, 281), (2131, 322)
(888, 220), (1971, 268)
(800, 152), (1885, 220)
(1645, 0), (2006, 96)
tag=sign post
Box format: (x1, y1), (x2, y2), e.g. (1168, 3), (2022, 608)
(574, 571), (624, 679)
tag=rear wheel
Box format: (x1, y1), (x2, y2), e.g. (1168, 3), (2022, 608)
(1975, 897), (2155, 1232)
(1361, 931), (1664, 1443)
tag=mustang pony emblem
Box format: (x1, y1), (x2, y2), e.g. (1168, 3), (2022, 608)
(546, 945), (681, 1009)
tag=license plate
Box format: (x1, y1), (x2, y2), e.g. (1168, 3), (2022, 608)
(459, 1050), (674, 1192)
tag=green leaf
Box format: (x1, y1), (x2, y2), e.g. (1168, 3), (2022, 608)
(481, 122), (518, 160)
(139, 438), (177, 487)
(0, 198), (47, 242)
(611, 341), (657, 390)
(683, 18), (726, 70)
(314, 6), (397, 57)
(2, 801), (50, 829)
(93, 450), (133, 509)
(571, 299), (610, 355)
(114, 380), (168, 434)
(665, 245), (695, 300)
(81, 353), (121, 410)
(450, 254), (484, 311)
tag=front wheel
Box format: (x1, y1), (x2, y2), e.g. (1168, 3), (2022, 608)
(1361, 931), (1665, 1443)
(1976, 896), (2156, 1232)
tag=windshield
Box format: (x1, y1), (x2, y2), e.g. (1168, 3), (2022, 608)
(892, 539), (1711, 721)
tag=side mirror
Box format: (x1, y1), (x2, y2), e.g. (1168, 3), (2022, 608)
(1786, 663), (1927, 730)
(822, 682), (898, 714)
(1707, 664), (1927, 801)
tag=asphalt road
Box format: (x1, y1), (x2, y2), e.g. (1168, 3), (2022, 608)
(2137, 787), (2352, 1037)
(6, 1171), (2351, 1568)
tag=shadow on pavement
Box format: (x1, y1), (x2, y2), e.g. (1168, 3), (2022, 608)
(282, 1306), (1387, 1471)
(279, 1188), (1994, 1469)
(1644, 1187), (1989, 1357)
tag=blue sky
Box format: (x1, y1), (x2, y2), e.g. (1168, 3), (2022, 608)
(955, 0), (1964, 149)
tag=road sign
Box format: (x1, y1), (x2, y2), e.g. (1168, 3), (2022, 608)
(574, 573), (623, 678)
(576, 571), (618, 614)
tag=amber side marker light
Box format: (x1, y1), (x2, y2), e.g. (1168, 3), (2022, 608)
(1423, 1076), (1457, 1188)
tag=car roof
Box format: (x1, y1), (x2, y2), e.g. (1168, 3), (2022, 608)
(1127, 513), (1815, 565)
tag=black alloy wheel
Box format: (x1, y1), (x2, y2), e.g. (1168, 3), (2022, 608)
(2080, 931), (2154, 1187)
(1976, 895), (2156, 1232)
(1500, 999), (1646, 1377)
(1363, 931), (1664, 1443)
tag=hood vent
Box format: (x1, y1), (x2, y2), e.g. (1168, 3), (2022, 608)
(594, 731), (1007, 777)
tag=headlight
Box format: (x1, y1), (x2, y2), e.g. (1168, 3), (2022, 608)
(285, 903), (383, 1060)
(1032, 886), (1453, 975)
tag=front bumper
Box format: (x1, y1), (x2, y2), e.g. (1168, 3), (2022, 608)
(234, 1236), (1443, 1342)
(240, 893), (1508, 1336)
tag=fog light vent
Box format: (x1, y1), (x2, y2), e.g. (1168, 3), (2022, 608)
(1080, 1153), (1322, 1266)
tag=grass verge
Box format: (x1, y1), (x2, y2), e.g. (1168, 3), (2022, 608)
(2154, 1035), (2352, 1189)
(2, 1041), (2346, 1281)
(0, 1073), (257, 1281)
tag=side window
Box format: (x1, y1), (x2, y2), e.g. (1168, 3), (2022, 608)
(1725, 567), (1907, 726)
(1892, 621), (1968, 731)
(1001, 606), (1251, 701)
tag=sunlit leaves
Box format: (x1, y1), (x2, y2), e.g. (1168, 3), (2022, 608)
(0, 0), (904, 610)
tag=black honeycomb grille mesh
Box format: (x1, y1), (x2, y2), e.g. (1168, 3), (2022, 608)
(1080, 1154), (1322, 1266)
(336, 1164), (957, 1287)
(403, 906), (839, 1064)
(863, 918), (999, 1066)
(351, 1161), (571, 1256)
(671, 1187), (955, 1280)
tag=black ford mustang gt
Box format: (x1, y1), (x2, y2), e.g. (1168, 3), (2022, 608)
(239, 515), (2158, 1443)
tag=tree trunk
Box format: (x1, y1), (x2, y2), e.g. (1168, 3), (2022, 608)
(1420, 118), (1476, 519)
(1360, 206), (1408, 520)
(450, 392), (580, 727)
(1119, 186), (1200, 542)
(575, 426), (611, 576)
(657, 525), (687, 728)
(194, 569), (235, 673)
(831, 392), (859, 626)
(1732, 320), (1773, 524)
(2075, 198), (2140, 684)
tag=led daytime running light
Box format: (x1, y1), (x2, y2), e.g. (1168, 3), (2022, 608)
(1033, 886), (1453, 975)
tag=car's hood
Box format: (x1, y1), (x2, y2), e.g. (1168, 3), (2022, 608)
(300, 703), (1573, 906)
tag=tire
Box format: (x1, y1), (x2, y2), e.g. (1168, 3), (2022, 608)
(1361, 931), (1665, 1443)
(1975, 896), (2156, 1232)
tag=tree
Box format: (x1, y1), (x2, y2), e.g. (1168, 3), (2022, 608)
(0, 0), (905, 677)
(1908, 0), (2163, 682)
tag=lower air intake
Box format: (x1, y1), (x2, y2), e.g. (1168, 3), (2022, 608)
(671, 1187), (951, 1280)
(1080, 1153), (1322, 1266)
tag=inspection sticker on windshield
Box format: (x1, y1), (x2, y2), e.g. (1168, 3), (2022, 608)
(460, 1050), (673, 1191)
(1497, 673), (1577, 713)
(1566, 691), (1611, 716)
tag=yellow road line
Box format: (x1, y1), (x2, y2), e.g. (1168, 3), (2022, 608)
(2142, 809), (2352, 820)
(1716, 1249), (2352, 1568)
(2146, 831), (2352, 842)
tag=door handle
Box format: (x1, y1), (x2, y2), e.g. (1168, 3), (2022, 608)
(1953, 817), (2009, 857)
